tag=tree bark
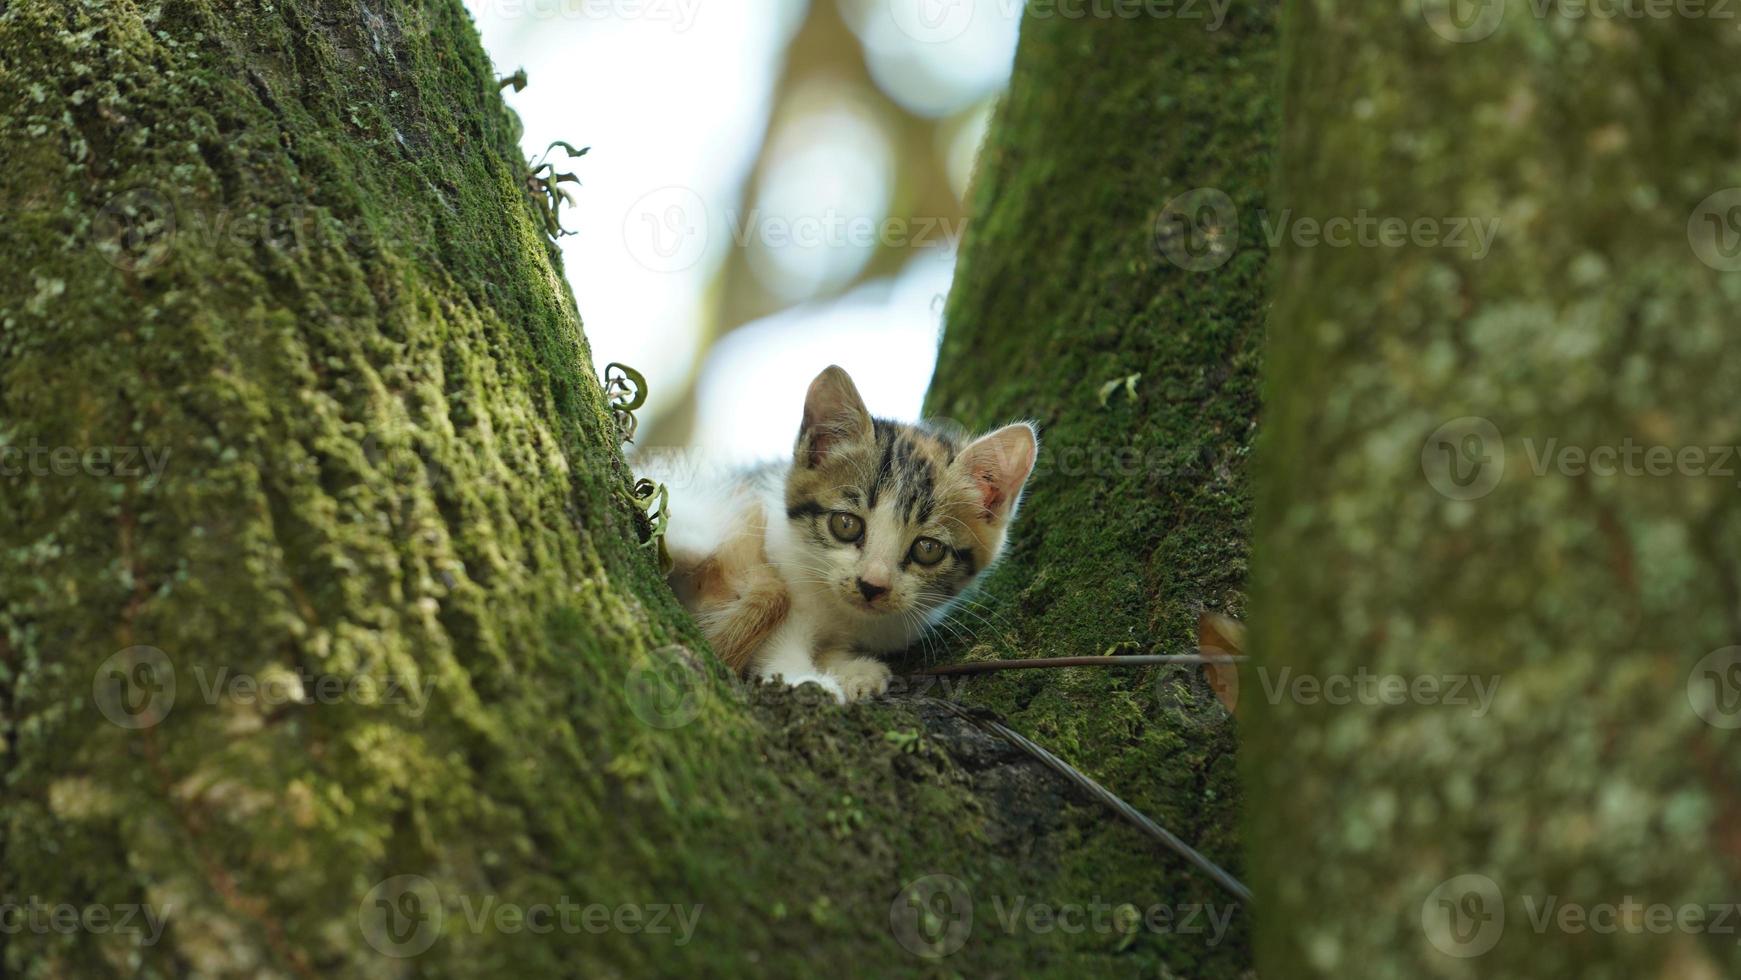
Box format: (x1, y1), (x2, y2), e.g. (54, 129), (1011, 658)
(2, 1), (1276, 976)
(0, 0), (713, 974)
(926, 0), (1279, 973)
(1251, 5), (1741, 977)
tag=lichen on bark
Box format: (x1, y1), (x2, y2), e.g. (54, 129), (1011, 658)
(1250, 4), (1741, 977)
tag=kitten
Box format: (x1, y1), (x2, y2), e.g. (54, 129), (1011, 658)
(644, 365), (1037, 702)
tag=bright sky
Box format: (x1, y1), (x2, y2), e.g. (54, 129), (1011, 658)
(462, 0), (1018, 463)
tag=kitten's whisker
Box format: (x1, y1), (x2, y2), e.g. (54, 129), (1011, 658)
(914, 591), (1023, 655)
(750, 560), (837, 585)
(754, 562), (833, 579)
(919, 607), (972, 652)
(905, 609), (933, 664)
(903, 608), (944, 664)
(943, 599), (1024, 650)
(941, 592), (1019, 629)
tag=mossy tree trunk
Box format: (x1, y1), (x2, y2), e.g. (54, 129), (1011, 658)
(0, 0), (723, 975)
(3, 1), (1277, 977)
(1251, 4), (1741, 977)
(926, 0), (1278, 974)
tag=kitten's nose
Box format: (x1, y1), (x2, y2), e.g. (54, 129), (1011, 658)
(856, 579), (889, 602)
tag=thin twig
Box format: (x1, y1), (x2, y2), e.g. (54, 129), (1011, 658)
(920, 697), (1253, 904)
(911, 654), (1246, 677)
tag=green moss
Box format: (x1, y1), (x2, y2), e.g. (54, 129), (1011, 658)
(1, 1), (1272, 977)
(1250, 4), (1741, 977)
(924, 4), (1279, 976)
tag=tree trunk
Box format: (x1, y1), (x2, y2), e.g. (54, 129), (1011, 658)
(926, 0), (1279, 973)
(2, 1), (1276, 976)
(1251, 5), (1741, 977)
(1, 0), (715, 974)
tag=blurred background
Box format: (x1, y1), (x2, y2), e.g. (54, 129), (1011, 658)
(462, 0), (1022, 462)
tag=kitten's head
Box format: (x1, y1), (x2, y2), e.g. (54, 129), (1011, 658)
(782, 365), (1037, 620)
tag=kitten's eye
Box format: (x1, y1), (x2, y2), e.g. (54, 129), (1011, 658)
(909, 537), (946, 566)
(828, 511), (864, 543)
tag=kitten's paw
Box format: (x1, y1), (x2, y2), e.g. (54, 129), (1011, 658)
(778, 672), (845, 704)
(830, 657), (892, 703)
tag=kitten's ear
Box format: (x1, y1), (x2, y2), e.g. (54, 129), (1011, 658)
(795, 365), (873, 467)
(957, 422), (1038, 522)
